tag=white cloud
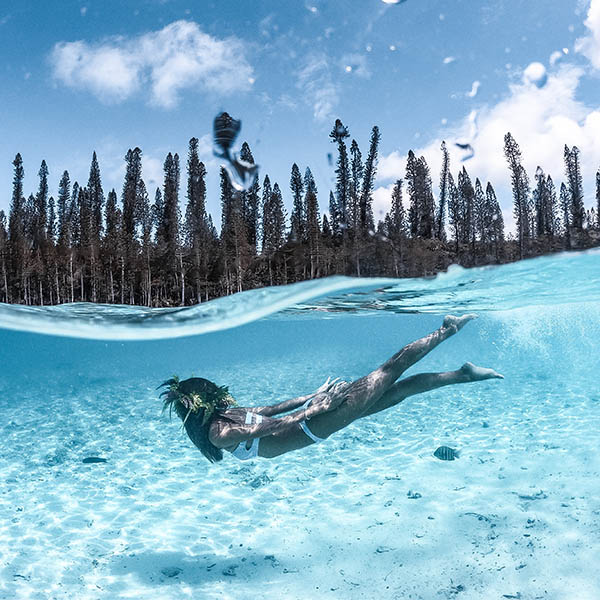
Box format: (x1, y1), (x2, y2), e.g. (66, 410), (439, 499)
(372, 182), (398, 220)
(50, 20), (253, 108)
(142, 156), (164, 192)
(575, 0), (600, 68)
(375, 65), (600, 233)
(196, 133), (213, 158)
(297, 54), (339, 122)
(51, 40), (141, 102)
(378, 151), (405, 180)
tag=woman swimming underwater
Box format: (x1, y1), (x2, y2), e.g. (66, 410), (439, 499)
(160, 315), (503, 462)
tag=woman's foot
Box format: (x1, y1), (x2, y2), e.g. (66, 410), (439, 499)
(443, 314), (478, 334)
(459, 361), (504, 381)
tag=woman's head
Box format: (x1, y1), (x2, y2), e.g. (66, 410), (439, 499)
(159, 376), (237, 462)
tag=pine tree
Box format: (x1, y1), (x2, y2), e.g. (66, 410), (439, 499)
(560, 182), (571, 250)
(185, 137), (209, 302)
(9, 153), (26, 302)
(47, 197), (56, 243)
(261, 175), (286, 285)
(33, 160), (49, 250)
(349, 140), (363, 234)
(328, 190), (340, 238)
(66, 181), (80, 302)
(406, 151), (435, 238)
(387, 179), (406, 237)
(330, 119), (351, 238)
(162, 152), (182, 302)
(359, 126), (379, 234)
(289, 163), (305, 242)
(136, 179), (153, 306)
(270, 183), (286, 251)
(260, 175), (272, 255)
(406, 150), (419, 237)
(437, 141), (450, 241)
(457, 167), (475, 246)
(78, 186), (93, 301)
(447, 173), (460, 253)
(86, 154), (104, 302)
(240, 142), (260, 252)
(485, 182), (504, 260)
(304, 167), (321, 278)
(474, 178), (486, 245)
(384, 179), (406, 276)
(57, 171), (71, 247)
(504, 132), (531, 258)
(564, 145), (585, 231)
(104, 188), (121, 303)
(533, 166), (557, 238)
(545, 175), (558, 237)
(122, 148), (142, 240)
(87, 152), (104, 237)
(221, 165), (250, 294)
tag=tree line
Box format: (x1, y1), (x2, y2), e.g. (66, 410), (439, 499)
(0, 120), (598, 306)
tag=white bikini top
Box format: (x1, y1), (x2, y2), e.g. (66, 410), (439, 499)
(228, 403), (326, 461)
(228, 411), (263, 461)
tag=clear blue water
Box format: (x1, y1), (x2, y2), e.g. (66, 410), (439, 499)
(1, 250), (599, 599)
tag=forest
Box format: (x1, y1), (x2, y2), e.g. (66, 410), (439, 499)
(0, 119), (598, 307)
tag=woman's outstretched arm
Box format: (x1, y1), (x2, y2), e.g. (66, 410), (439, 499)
(209, 385), (347, 448)
(252, 394), (313, 417)
(253, 377), (344, 416)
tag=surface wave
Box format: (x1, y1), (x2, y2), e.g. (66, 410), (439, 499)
(0, 249), (598, 340)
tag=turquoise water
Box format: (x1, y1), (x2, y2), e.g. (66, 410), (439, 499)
(1, 250), (599, 599)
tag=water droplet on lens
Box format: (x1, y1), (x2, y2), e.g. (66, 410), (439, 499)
(523, 62), (547, 88)
(455, 142), (475, 162)
(467, 81), (480, 98)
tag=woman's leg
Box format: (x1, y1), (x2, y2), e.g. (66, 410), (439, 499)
(360, 362), (503, 418)
(305, 314), (477, 438)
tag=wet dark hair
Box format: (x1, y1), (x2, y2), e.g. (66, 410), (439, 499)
(159, 377), (237, 463)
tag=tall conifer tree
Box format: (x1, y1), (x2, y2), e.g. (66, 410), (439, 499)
(289, 163), (305, 242)
(437, 141), (450, 241)
(504, 132), (531, 258)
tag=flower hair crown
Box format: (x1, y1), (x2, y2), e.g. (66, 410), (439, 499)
(159, 375), (237, 427)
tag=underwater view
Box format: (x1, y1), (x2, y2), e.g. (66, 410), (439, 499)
(1, 250), (599, 600)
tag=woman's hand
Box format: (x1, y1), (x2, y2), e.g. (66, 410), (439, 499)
(314, 376), (344, 396)
(305, 380), (350, 418)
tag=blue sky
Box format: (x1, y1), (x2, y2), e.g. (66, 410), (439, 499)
(0, 0), (598, 232)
